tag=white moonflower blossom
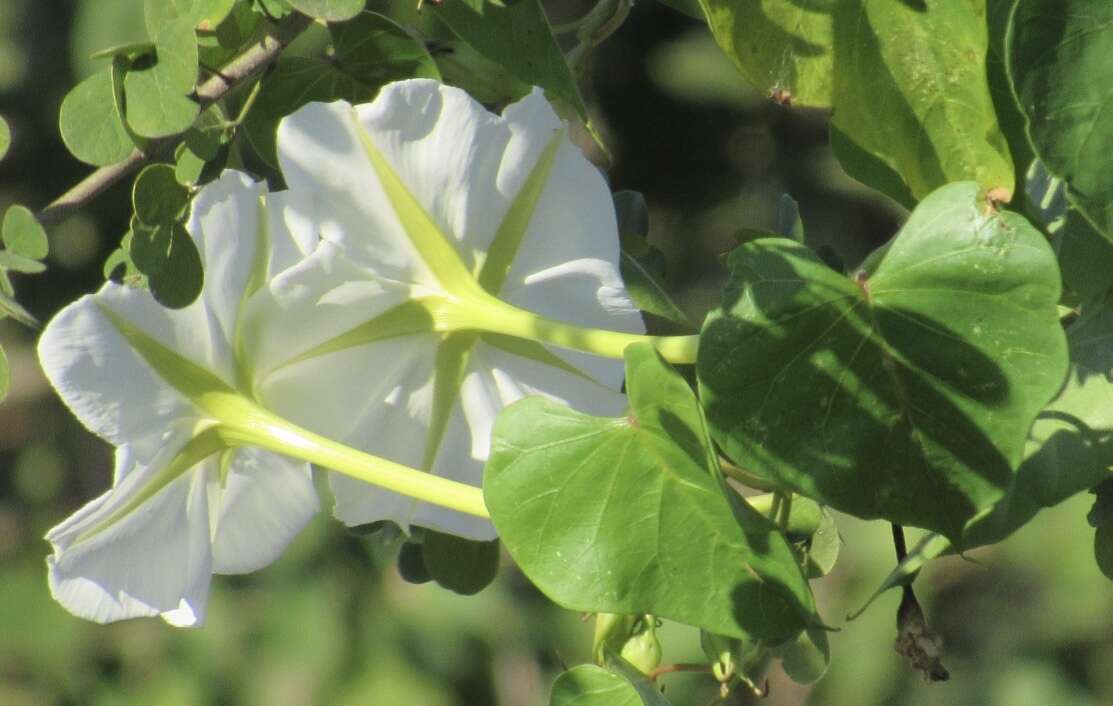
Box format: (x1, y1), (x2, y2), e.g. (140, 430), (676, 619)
(245, 79), (646, 541)
(38, 171), (321, 625)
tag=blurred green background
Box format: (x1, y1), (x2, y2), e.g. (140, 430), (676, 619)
(1, 1), (1110, 704)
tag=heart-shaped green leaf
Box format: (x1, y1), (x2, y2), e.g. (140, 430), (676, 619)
(486, 343), (816, 642)
(698, 182), (1067, 541)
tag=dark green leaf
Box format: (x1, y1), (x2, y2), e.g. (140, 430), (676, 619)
(961, 368), (1113, 548)
(1055, 211), (1113, 301)
(103, 241), (143, 284)
(147, 222), (203, 308)
(433, 39), (531, 107)
(133, 164), (191, 227)
(243, 56), (374, 168)
(89, 41), (156, 60)
(1009, 0), (1113, 240)
(2, 205), (49, 260)
(698, 182), (1067, 540)
(58, 68), (136, 166)
(776, 193), (804, 243)
(421, 530), (499, 596)
(829, 123), (916, 211)
(255, 0), (293, 20)
(331, 11), (441, 82)
(129, 220), (174, 275)
(396, 541), (432, 584)
(432, 0), (588, 121)
(614, 191), (692, 327)
(831, 0), (1014, 204)
(550, 665), (642, 706)
(1087, 478), (1113, 529)
(658, 0), (703, 21)
(286, 0), (364, 22)
(1096, 523), (1113, 580)
(486, 343), (816, 641)
(123, 19), (201, 138)
(698, 0), (834, 107)
(986, 0), (1033, 190)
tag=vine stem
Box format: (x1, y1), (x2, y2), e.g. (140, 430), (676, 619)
(37, 12), (313, 226)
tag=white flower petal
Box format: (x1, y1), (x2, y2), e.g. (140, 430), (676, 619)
(46, 435), (213, 625)
(209, 448), (318, 574)
(265, 188), (320, 277)
(37, 292), (199, 447)
(244, 242), (423, 378)
(276, 99), (437, 285)
(503, 257), (643, 390)
(189, 171), (268, 352)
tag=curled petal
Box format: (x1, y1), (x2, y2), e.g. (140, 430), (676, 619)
(46, 432), (213, 625)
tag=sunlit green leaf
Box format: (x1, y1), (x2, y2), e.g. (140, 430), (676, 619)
(487, 343), (816, 641)
(286, 0), (364, 22)
(1009, 0), (1113, 240)
(698, 0), (834, 107)
(698, 182), (1067, 540)
(433, 0), (588, 121)
(123, 19), (201, 138)
(58, 68), (135, 166)
(2, 205), (48, 260)
(832, 0), (1014, 205)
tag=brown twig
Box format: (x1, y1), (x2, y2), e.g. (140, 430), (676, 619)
(37, 12), (313, 226)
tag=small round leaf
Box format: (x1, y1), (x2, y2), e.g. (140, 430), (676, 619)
(148, 222), (203, 308)
(59, 69), (136, 166)
(2, 205), (49, 260)
(133, 164), (190, 226)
